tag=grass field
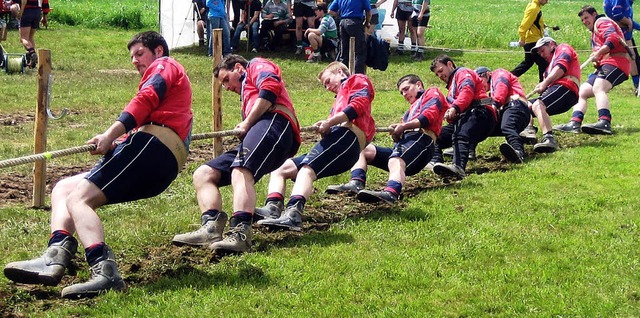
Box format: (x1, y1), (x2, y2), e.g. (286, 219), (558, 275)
(2, 0), (640, 317)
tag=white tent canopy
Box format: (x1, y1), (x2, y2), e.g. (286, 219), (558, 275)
(159, 0), (198, 50)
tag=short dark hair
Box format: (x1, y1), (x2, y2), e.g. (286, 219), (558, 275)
(127, 31), (170, 57)
(213, 54), (249, 77)
(316, 3), (328, 13)
(430, 54), (456, 71)
(396, 74), (422, 89)
(578, 5), (597, 16)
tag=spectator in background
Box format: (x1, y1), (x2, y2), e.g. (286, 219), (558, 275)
(410, 0), (429, 61)
(207, 0), (232, 57)
(304, 3), (338, 63)
(231, 0), (262, 52)
(19, 0), (50, 68)
(293, 0), (318, 55)
(390, 0), (414, 55)
(329, 0), (371, 74)
(260, 0), (290, 51)
(512, 0), (549, 82)
(194, 0), (209, 47)
(366, 0), (387, 36)
(603, 0), (640, 96)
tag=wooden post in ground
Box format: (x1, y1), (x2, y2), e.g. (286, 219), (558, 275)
(349, 37), (355, 75)
(212, 29), (223, 157)
(32, 49), (51, 208)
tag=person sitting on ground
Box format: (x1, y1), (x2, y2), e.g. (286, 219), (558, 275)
(172, 54), (300, 254)
(3, 31), (193, 299)
(325, 74), (447, 204)
(527, 37), (580, 153)
(260, 0), (291, 52)
(553, 5), (629, 135)
(19, 0), (50, 68)
(428, 54), (497, 180)
(304, 3), (338, 63)
(231, 0), (262, 52)
(475, 67), (531, 164)
(254, 62), (375, 230)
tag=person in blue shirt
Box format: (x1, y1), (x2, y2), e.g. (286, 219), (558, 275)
(207, 0), (232, 56)
(328, 0), (372, 74)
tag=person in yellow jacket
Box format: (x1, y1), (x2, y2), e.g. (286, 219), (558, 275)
(511, 0), (549, 82)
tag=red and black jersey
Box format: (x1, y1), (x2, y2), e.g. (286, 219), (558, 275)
(446, 67), (496, 120)
(593, 15), (630, 75)
(331, 74), (376, 142)
(490, 68), (526, 107)
(545, 43), (581, 94)
(402, 86), (447, 137)
(122, 57), (193, 141)
(242, 58), (301, 145)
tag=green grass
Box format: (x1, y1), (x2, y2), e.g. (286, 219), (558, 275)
(2, 0), (640, 316)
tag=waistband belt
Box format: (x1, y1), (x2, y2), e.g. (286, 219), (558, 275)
(138, 124), (188, 171)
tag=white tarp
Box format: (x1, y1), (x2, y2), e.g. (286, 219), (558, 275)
(160, 0), (198, 50)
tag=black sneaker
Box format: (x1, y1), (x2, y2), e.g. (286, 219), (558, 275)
(533, 135), (558, 153)
(581, 119), (612, 135)
(553, 120), (581, 133)
(325, 179), (364, 195)
(356, 189), (398, 204)
(432, 163), (466, 179)
(499, 142), (524, 164)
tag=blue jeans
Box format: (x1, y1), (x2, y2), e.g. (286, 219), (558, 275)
(207, 16), (231, 56)
(231, 21), (260, 50)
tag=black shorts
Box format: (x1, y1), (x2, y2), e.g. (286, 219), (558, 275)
(411, 14), (429, 27)
(370, 13), (379, 26)
(295, 126), (361, 179)
(205, 113), (296, 186)
(537, 84), (578, 116)
(20, 8), (41, 29)
(321, 37), (338, 51)
(370, 131), (435, 176)
(395, 8), (412, 21)
(294, 2), (316, 18)
(85, 132), (179, 204)
(586, 64), (628, 88)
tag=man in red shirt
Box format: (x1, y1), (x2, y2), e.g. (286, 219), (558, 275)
(255, 61), (376, 230)
(172, 55), (300, 254)
(528, 37), (580, 153)
(4, 31), (193, 299)
(325, 74), (447, 204)
(429, 55), (497, 180)
(554, 5), (629, 135)
(476, 67), (531, 163)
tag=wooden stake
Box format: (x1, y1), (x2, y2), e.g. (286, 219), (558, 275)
(33, 49), (51, 208)
(212, 29), (223, 157)
(349, 37), (355, 75)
